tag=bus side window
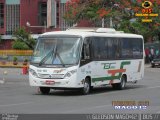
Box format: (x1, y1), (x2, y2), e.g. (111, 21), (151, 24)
(81, 39), (91, 60)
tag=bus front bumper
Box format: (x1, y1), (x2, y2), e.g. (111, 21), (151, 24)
(29, 75), (83, 88)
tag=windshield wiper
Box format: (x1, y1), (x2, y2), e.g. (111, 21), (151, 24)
(39, 44), (65, 67)
(56, 52), (65, 67)
(52, 47), (65, 67)
(39, 45), (57, 66)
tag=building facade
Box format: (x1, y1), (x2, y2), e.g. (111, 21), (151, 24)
(0, 0), (48, 35)
(0, 0), (74, 36)
(20, 0), (48, 34)
(0, 0), (5, 35)
(0, 0), (76, 49)
(47, 0), (74, 31)
(0, 0), (48, 49)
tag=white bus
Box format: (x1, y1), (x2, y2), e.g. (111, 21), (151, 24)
(29, 28), (144, 95)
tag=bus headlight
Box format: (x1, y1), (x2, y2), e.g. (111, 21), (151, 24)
(29, 68), (38, 78)
(64, 69), (77, 78)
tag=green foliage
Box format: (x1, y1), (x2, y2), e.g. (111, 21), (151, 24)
(12, 41), (30, 50)
(13, 27), (36, 50)
(13, 56), (18, 62)
(117, 20), (131, 33)
(117, 18), (160, 43)
(23, 58), (28, 62)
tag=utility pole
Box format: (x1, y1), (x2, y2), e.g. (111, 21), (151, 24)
(102, 18), (104, 28)
(110, 17), (113, 28)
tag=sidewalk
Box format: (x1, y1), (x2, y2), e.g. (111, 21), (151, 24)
(145, 63), (151, 68)
(0, 68), (23, 74)
(0, 61), (29, 68)
(0, 68), (28, 83)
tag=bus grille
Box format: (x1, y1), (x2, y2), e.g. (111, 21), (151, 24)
(38, 73), (64, 79)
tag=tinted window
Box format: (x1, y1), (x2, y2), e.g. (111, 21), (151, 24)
(121, 38), (143, 59)
(132, 38), (143, 58)
(92, 37), (106, 59)
(92, 37), (121, 60)
(108, 38), (121, 59)
(91, 37), (143, 60)
(121, 38), (133, 58)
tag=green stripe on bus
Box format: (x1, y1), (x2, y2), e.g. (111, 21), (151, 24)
(92, 61), (131, 83)
(92, 76), (120, 82)
(120, 61), (131, 69)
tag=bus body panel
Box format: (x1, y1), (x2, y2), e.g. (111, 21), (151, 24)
(77, 59), (144, 87)
(29, 59), (144, 88)
(29, 65), (83, 88)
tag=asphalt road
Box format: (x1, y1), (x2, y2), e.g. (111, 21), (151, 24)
(0, 65), (160, 114)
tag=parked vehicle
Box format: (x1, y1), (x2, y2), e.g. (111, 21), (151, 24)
(151, 58), (160, 68)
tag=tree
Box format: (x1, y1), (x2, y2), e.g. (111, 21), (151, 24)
(12, 41), (30, 50)
(64, 0), (139, 24)
(117, 19), (152, 42)
(13, 27), (36, 50)
(117, 0), (160, 42)
(64, 0), (160, 42)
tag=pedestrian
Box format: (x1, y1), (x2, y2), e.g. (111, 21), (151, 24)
(155, 49), (159, 58)
(150, 47), (155, 61)
(145, 47), (150, 63)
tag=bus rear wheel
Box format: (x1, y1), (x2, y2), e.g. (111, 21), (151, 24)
(39, 87), (50, 94)
(112, 75), (126, 90)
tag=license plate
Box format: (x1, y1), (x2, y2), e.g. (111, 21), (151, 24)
(155, 64), (159, 66)
(45, 80), (55, 85)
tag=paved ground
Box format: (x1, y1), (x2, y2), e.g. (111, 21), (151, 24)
(0, 65), (160, 114)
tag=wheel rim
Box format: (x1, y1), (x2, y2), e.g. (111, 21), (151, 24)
(121, 77), (125, 88)
(84, 82), (90, 94)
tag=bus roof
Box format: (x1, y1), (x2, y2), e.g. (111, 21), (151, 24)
(41, 28), (143, 39)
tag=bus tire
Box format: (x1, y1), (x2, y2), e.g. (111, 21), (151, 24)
(112, 75), (126, 90)
(151, 64), (155, 68)
(81, 78), (91, 95)
(40, 87), (50, 94)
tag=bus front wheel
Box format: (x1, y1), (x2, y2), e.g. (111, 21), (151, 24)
(39, 87), (50, 94)
(112, 75), (126, 90)
(81, 79), (91, 95)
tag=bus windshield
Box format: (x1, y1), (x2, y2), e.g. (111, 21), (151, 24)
(31, 36), (82, 66)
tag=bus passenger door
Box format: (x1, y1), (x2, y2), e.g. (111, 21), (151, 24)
(79, 38), (92, 80)
(80, 38), (91, 66)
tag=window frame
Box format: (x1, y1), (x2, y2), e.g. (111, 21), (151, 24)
(87, 36), (143, 61)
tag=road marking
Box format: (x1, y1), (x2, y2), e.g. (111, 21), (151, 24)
(0, 82), (27, 85)
(0, 102), (33, 107)
(64, 104), (112, 113)
(0, 79), (5, 84)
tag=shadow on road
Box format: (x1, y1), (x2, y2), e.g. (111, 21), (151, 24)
(34, 84), (146, 96)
